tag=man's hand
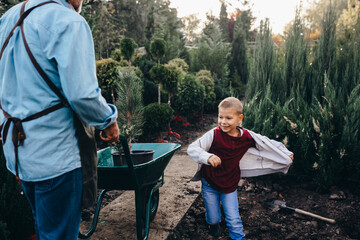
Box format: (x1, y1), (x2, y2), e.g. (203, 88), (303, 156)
(99, 121), (119, 143)
(208, 155), (221, 168)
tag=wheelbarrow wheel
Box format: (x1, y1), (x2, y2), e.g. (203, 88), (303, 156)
(141, 187), (159, 222)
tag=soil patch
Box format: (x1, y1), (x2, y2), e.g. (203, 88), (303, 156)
(166, 175), (360, 240)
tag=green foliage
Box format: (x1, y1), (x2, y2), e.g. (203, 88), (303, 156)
(143, 103), (174, 136)
(0, 148), (34, 240)
(0, 0), (19, 17)
(166, 58), (189, 76)
(283, 9), (311, 103)
(340, 85), (360, 183)
(163, 66), (181, 105)
(190, 26), (230, 84)
(196, 70), (216, 112)
(145, 3), (155, 41)
(120, 38), (138, 63)
(219, 2), (229, 41)
(96, 58), (121, 104)
(246, 19), (277, 100)
(115, 70), (144, 147)
(141, 78), (158, 105)
(81, 1), (124, 60)
(111, 49), (122, 62)
(139, 55), (156, 80)
(312, 3), (337, 101)
(244, 4), (360, 189)
(172, 74), (205, 120)
(311, 76), (345, 189)
(150, 65), (169, 85)
(229, 14), (249, 86)
(150, 38), (166, 64)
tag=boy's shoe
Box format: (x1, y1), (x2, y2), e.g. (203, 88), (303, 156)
(209, 223), (221, 237)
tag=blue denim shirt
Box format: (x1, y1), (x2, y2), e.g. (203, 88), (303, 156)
(0, 0), (117, 181)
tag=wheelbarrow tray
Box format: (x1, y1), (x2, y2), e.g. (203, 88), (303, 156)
(97, 142), (181, 190)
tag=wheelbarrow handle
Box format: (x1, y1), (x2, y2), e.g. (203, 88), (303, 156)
(294, 208), (336, 224)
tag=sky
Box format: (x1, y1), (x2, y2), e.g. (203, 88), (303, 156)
(169, 0), (312, 34)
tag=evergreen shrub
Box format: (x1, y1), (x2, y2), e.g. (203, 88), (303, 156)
(96, 58), (120, 103)
(196, 70), (216, 113)
(244, 4), (360, 190)
(172, 74), (205, 121)
(142, 78), (159, 105)
(143, 103), (174, 136)
(111, 49), (122, 62)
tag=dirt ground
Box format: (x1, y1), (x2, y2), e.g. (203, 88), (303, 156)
(166, 175), (360, 240)
(82, 114), (360, 240)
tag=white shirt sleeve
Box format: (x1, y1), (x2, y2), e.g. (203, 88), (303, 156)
(187, 128), (215, 165)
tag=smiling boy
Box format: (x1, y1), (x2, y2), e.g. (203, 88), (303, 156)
(187, 97), (293, 239)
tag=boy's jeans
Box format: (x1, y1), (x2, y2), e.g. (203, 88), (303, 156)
(21, 168), (82, 240)
(201, 178), (245, 240)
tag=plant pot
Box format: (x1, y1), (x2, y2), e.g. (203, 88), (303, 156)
(111, 150), (154, 166)
(111, 152), (123, 166)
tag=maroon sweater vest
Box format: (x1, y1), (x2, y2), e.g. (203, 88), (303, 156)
(202, 126), (255, 193)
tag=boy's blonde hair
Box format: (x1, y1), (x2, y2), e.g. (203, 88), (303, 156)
(218, 97), (243, 114)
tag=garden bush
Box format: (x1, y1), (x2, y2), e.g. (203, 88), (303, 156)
(166, 58), (189, 76)
(196, 70), (216, 113)
(143, 103), (174, 137)
(172, 74), (205, 122)
(110, 49), (122, 62)
(96, 58), (121, 104)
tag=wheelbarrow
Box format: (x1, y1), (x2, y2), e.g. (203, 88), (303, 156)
(79, 135), (181, 240)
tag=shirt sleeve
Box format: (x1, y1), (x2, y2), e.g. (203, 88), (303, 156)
(187, 128), (215, 165)
(268, 138), (293, 156)
(46, 18), (117, 130)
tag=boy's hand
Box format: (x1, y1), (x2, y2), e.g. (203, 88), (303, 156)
(208, 155), (221, 168)
(290, 154), (294, 160)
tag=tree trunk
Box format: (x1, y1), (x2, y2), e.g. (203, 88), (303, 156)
(158, 58), (161, 104)
(111, 88), (115, 104)
(158, 83), (161, 104)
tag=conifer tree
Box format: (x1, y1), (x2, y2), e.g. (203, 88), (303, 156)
(283, 8), (311, 103)
(246, 19), (276, 100)
(219, 2), (229, 41)
(312, 3), (337, 102)
(229, 15), (249, 88)
(150, 38), (167, 104)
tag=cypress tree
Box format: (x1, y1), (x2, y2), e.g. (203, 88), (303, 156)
(312, 3), (337, 102)
(246, 19), (276, 100)
(283, 8), (311, 103)
(219, 2), (229, 41)
(229, 18), (248, 87)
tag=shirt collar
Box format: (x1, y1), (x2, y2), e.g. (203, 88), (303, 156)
(28, 0), (73, 10)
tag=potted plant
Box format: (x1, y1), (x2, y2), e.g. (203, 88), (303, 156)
(111, 68), (155, 166)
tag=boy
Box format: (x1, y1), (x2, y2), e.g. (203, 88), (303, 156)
(187, 97), (293, 240)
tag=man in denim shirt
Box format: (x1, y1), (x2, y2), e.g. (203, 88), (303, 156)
(0, 0), (119, 238)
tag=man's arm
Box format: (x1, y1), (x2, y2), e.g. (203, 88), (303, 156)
(47, 18), (118, 131)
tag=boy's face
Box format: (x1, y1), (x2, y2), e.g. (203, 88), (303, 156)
(218, 107), (243, 136)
